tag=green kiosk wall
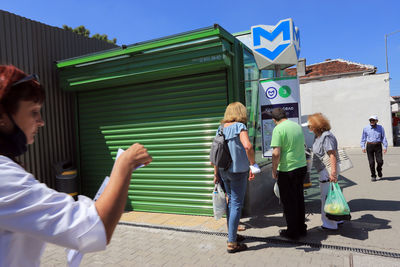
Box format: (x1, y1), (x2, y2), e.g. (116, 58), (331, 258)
(57, 25), (255, 216)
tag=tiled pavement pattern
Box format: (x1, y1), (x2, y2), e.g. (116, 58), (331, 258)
(41, 148), (400, 266)
(42, 224), (399, 267)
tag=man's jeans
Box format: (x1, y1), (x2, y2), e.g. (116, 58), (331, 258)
(219, 169), (248, 243)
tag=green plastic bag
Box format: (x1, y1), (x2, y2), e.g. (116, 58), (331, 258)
(324, 182), (351, 221)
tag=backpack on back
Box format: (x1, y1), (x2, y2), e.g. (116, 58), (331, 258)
(209, 126), (232, 170)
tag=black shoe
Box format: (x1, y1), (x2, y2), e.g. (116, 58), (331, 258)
(371, 177), (377, 182)
(377, 171), (383, 178)
(279, 229), (299, 240)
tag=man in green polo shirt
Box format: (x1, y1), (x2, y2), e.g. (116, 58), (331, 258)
(269, 108), (307, 240)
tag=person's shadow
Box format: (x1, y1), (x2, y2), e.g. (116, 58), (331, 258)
(245, 214), (391, 252)
(379, 176), (400, 181)
(242, 197), (397, 251)
(244, 213), (287, 229)
(348, 198), (400, 212)
(307, 213), (391, 241)
(338, 214), (391, 240)
(241, 171), (398, 251)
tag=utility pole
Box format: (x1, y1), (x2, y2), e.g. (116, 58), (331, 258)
(385, 29), (400, 73)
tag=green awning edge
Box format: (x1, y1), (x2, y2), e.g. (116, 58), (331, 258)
(56, 25), (231, 69)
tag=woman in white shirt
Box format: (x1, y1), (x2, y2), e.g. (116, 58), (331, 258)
(0, 65), (152, 266)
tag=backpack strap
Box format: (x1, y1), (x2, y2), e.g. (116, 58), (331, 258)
(218, 124), (225, 135)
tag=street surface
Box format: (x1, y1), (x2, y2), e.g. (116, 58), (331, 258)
(41, 148), (400, 266)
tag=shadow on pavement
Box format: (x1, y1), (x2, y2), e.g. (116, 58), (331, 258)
(306, 214), (391, 242)
(348, 198), (400, 212)
(246, 240), (299, 251)
(244, 214), (391, 252)
(241, 198), (394, 252)
(379, 176), (400, 181)
(338, 214), (391, 240)
(238, 164), (397, 252)
(244, 214), (286, 229)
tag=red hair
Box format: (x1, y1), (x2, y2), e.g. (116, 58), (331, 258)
(308, 113), (331, 136)
(0, 65), (45, 114)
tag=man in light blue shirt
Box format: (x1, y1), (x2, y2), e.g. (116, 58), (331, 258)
(360, 115), (388, 181)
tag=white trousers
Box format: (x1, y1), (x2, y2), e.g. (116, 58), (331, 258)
(319, 168), (338, 229)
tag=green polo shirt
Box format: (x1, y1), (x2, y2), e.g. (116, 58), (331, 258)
(270, 119), (307, 172)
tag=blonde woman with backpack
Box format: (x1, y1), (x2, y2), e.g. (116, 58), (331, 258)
(212, 102), (257, 253)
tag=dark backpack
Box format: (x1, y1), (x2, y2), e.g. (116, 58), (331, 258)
(209, 126), (232, 170)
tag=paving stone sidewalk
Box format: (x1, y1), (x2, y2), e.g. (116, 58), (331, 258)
(41, 148), (400, 266)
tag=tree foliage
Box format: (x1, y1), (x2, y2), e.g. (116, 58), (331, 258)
(62, 25), (117, 44)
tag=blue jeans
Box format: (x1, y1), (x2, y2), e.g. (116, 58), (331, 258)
(219, 169), (248, 242)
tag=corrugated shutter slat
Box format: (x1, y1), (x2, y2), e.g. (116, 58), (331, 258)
(78, 71), (227, 215)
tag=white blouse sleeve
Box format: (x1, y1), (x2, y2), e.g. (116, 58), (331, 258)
(0, 157), (107, 253)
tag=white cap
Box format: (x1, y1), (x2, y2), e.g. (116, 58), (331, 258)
(369, 115), (378, 120)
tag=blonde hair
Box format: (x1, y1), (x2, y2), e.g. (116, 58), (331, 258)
(308, 113), (331, 136)
(221, 102), (248, 124)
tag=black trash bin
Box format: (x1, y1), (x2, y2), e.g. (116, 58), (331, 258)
(54, 161), (78, 200)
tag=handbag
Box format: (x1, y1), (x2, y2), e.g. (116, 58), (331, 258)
(324, 182), (351, 221)
(212, 183), (226, 220)
(321, 148), (353, 174)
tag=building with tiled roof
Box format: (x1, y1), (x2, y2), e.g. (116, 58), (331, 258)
(292, 58), (393, 147)
(285, 58), (377, 83)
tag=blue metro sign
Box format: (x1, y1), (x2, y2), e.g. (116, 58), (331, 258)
(252, 20), (291, 61)
(251, 18), (300, 69)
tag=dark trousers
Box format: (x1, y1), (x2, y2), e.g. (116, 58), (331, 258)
(366, 143), (383, 177)
(277, 166), (307, 236)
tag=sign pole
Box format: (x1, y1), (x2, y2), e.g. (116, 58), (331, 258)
(235, 18), (302, 158)
(274, 65), (281, 78)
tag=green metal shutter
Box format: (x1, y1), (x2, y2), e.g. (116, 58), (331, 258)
(78, 71), (227, 215)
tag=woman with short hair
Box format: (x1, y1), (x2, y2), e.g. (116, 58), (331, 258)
(307, 112), (341, 230)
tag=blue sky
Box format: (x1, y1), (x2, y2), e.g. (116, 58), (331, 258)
(2, 0), (400, 96)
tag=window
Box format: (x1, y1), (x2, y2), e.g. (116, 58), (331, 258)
(243, 48), (271, 165)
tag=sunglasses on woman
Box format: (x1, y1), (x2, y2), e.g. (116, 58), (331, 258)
(11, 74), (40, 87)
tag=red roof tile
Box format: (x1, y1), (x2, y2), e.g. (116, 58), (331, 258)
(285, 59), (376, 78)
